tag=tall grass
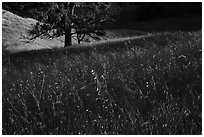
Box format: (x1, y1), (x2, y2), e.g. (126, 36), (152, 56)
(2, 31), (202, 135)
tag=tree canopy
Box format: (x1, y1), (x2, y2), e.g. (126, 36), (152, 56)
(25, 2), (120, 47)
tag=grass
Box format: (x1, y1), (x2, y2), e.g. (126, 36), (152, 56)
(2, 31), (202, 135)
(3, 9), (147, 53)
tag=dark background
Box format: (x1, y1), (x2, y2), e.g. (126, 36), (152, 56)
(117, 3), (201, 20)
(3, 2), (202, 31)
(111, 2), (202, 31)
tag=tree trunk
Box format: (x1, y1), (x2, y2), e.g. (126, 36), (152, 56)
(77, 33), (81, 44)
(64, 22), (72, 47)
(64, 2), (74, 47)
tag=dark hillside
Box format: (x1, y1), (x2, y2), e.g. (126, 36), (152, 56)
(108, 2), (202, 31)
(116, 2), (201, 21)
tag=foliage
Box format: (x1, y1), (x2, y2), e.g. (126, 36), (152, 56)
(2, 31), (202, 134)
(27, 2), (119, 45)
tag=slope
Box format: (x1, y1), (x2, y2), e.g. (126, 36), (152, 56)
(3, 9), (146, 53)
(2, 9), (65, 53)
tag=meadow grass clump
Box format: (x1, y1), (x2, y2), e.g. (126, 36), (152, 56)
(2, 31), (201, 135)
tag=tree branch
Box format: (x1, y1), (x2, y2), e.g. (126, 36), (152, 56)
(88, 33), (100, 40)
(80, 34), (86, 41)
(28, 30), (48, 41)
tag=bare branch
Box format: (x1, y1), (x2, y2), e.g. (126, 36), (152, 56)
(28, 30), (49, 41)
(80, 34), (86, 41)
(88, 33), (100, 40)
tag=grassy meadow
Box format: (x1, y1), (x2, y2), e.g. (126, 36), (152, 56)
(2, 31), (202, 134)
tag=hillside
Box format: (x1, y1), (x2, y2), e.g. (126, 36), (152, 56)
(2, 9), (65, 52)
(2, 3), (202, 135)
(3, 9), (201, 54)
(3, 9), (147, 53)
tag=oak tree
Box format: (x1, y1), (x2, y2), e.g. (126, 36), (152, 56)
(29, 2), (119, 47)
